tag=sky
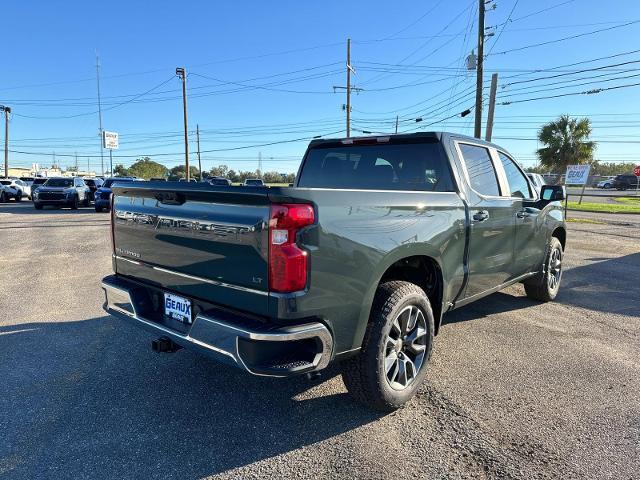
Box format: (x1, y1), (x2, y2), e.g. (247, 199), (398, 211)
(2, 0), (640, 175)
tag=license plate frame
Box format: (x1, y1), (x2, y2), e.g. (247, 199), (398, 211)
(163, 292), (193, 324)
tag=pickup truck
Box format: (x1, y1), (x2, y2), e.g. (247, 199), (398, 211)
(101, 132), (566, 411)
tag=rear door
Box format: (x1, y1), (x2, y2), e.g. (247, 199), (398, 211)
(495, 151), (544, 275)
(455, 141), (516, 299)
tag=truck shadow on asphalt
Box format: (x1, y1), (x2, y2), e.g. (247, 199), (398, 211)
(443, 252), (640, 325)
(0, 317), (382, 479)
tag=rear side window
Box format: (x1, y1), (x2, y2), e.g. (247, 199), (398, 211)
(458, 143), (500, 197)
(297, 142), (454, 191)
(498, 152), (532, 198)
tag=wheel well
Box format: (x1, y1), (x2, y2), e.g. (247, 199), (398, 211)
(379, 255), (444, 335)
(552, 227), (566, 250)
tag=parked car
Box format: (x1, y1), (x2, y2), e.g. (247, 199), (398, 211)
(101, 132), (567, 411)
(612, 174), (639, 190)
(595, 176), (615, 189)
(30, 177), (49, 196)
(243, 178), (264, 187)
(19, 177), (36, 197)
(94, 177), (139, 212)
(0, 179), (23, 202)
(207, 176), (232, 186)
(2, 179), (31, 199)
(526, 173), (546, 194)
(32, 177), (91, 209)
(83, 177), (104, 202)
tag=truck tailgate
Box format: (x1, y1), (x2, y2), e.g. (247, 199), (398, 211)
(111, 183), (271, 315)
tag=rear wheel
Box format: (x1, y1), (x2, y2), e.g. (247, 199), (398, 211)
(524, 236), (563, 302)
(83, 195), (90, 207)
(95, 206), (103, 212)
(341, 281), (434, 411)
(34, 203), (43, 210)
(15, 191), (22, 202)
(70, 195), (79, 210)
(0, 191), (6, 203)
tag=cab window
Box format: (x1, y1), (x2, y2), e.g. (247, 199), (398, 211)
(498, 152), (532, 199)
(458, 143), (500, 197)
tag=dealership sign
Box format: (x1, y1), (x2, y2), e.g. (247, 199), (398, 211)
(102, 131), (119, 150)
(565, 164), (591, 185)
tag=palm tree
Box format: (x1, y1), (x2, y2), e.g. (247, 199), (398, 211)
(536, 115), (596, 172)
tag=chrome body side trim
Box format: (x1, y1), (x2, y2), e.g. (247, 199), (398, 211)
(113, 255), (269, 296)
(101, 278), (333, 377)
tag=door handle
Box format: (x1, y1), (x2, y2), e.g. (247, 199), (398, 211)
(472, 210), (489, 222)
(516, 209), (535, 219)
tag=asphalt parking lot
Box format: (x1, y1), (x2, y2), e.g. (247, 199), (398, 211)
(1, 202), (639, 480)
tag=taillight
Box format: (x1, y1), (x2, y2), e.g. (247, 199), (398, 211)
(269, 203), (315, 293)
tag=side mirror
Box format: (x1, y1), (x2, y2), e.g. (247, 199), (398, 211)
(540, 185), (565, 202)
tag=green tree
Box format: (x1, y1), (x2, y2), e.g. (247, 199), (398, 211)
(127, 157), (168, 179)
(169, 164), (200, 180)
(113, 164), (130, 176)
(208, 165), (229, 178)
(227, 169), (238, 183)
(536, 115), (596, 172)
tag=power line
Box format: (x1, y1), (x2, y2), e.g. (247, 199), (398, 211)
(502, 59), (640, 87)
(486, 0), (519, 55)
(10, 76), (176, 120)
(491, 20), (640, 56)
(499, 81), (640, 105)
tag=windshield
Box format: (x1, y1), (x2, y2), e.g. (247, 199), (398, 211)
(44, 178), (74, 188)
(102, 178), (133, 188)
(245, 179), (263, 185)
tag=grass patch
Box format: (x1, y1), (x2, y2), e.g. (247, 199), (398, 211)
(613, 196), (640, 205)
(566, 201), (640, 214)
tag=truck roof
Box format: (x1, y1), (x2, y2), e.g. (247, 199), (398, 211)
(307, 131), (505, 151)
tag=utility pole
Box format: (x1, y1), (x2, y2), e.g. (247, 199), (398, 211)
(258, 151), (262, 178)
(346, 38), (352, 137)
(0, 105), (10, 178)
(75, 152), (78, 172)
(176, 67), (190, 181)
(485, 73), (498, 142)
(474, 0), (485, 139)
(87, 157), (90, 175)
(332, 38), (362, 138)
(395, 115), (399, 134)
(196, 124), (202, 181)
(96, 54), (104, 176)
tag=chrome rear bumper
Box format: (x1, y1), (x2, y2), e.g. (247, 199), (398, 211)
(101, 277), (333, 377)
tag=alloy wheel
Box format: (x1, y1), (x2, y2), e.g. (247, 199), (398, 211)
(384, 305), (427, 390)
(548, 247), (562, 291)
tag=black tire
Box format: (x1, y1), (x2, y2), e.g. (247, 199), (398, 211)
(15, 191), (22, 202)
(34, 203), (43, 210)
(524, 236), (563, 302)
(341, 281), (434, 411)
(95, 206), (103, 212)
(83, 196), (90, 207)
(0, 191), (6, 203)
(70, 195), (79, 210)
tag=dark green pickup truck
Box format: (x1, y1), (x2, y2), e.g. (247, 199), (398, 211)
(102, 132), (566, 410)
